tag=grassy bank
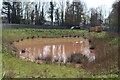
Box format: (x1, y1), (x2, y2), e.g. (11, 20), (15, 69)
(2, 29), (119, 78)
(2, 29), (91, 43)
(2, 51), (91, 78)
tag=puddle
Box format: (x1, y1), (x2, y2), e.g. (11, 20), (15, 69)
(13, 37), (95, 65)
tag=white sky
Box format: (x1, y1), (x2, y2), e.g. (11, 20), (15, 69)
(81, 0), (117, 18)
(0, 0), (116, 8)
(82, 0), (116, 9)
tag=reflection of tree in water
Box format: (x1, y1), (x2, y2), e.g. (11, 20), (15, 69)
(68, 53), (88, 65)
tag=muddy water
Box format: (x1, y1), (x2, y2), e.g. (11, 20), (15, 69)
(13, 38), (95, 64)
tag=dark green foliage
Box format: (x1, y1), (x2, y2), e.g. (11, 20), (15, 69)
(48, 1), (54, 25)
(108, 1), (119, 33)
(2, 2), (11, 23)
(35, 4), (45, 25)
(2, 2), (22, 24)
(65, 1), (84, 26)
(90, 8), (103, 27)
(69, 54), (83, 64)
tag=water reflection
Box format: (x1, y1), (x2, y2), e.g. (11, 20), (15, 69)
(15, 40), (95, 64)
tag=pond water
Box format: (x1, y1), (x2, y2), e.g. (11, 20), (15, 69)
(13, 38), (95, 65)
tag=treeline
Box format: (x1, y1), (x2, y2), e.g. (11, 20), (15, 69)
(2, 2), (22, 24)
(1, 0), (118, 28)
(108, 1), (119, 33)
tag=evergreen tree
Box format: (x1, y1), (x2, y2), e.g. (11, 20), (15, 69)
(48, 1), (54, 25)
(2, 2), (11, 23)
(65, 0), (84, 26)
(90, 8), (103, 27)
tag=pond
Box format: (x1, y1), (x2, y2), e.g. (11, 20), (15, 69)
(13, 37), (95, 66)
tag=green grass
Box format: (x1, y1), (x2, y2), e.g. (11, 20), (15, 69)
(2, 29), (119, 78)
(2, 51), (91, 78)
(0, 53), (2, 79)
(2, 50), (118, 78)
(92, 74), (119, 78)
(2, 29), (90, 43)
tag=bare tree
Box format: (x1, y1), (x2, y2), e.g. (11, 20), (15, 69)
(55, 8), (60, 25)
(58, 0), (65, 26)
(31, 10), (34, 24)
(2, 2), (22, 24)
(2, 2), (11, 23)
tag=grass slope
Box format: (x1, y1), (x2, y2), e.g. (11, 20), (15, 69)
(2, 29), (119, 79)
(2, 51), (91, 78)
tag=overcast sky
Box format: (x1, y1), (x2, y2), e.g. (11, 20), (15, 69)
(82, 0), (117, 18)
(82, 0), (116, 8)
(0, 0), (116, 9)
